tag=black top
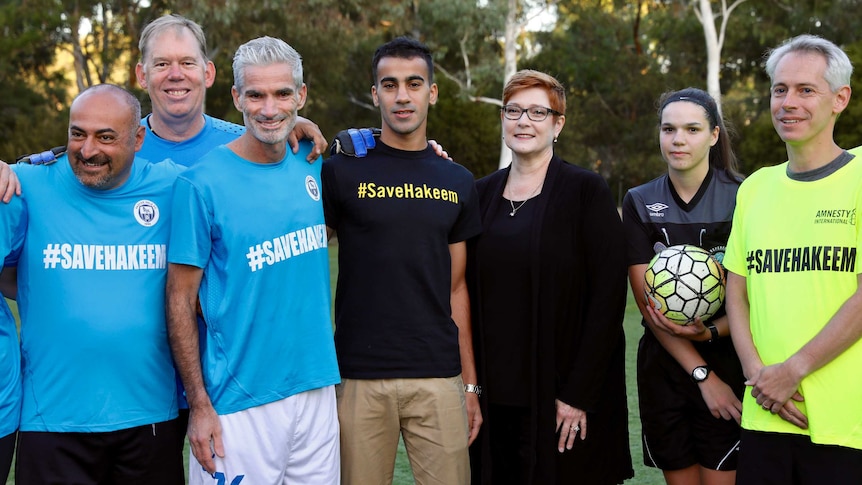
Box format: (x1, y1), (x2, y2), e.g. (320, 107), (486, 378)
(623, 168), (741, 266)
(322, 142), (482, 378)
(468, 156), (633, 484)
(476, 193), (542, 406)
(621, 167), (744, 385)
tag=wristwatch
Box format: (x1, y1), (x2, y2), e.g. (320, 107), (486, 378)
(691, 365), (711, 383)
(707, 324), (720, 343)
(464, 384), (482, 397)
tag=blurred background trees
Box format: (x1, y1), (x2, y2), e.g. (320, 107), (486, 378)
(3, 0), (862, 202)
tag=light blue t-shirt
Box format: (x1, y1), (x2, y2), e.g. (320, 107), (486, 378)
(169, 143), (340, 415)
(0, 196), (25, 437)
(137, 114), (244, 410)
(137, 114), (244, 166)
(13, 157), (182, 432)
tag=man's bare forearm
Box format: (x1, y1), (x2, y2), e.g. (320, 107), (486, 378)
(165, 263), (210, 408)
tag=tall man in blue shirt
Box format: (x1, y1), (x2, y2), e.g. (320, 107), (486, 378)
(167, 36), (340, 484)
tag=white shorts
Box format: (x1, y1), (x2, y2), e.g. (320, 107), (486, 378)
(189, 386), (339, 485)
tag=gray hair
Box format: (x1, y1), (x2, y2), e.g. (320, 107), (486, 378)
(765, 34), (853, 92)
(139, 14), (208, 65)
(232, 36), (303, 92)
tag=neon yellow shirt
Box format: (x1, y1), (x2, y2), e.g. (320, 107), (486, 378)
(725, 147), (862, 450)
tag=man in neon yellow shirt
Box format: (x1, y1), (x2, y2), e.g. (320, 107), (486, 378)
(725, 34), (862, 484)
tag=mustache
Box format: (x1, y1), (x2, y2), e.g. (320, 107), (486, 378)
(74, 152), (110, 166)
(253, 115), (288, 122)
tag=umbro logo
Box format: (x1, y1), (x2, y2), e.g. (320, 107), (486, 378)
(645, 202), (668, 217)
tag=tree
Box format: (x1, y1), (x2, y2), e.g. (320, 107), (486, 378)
(693, 0), (747, 111)
(426, 0), (557, 168)
(530, 0), (675, 201)
(5, 0), (862, 185)
(53, 1), (149, 92)
(0, 0), (69, 161)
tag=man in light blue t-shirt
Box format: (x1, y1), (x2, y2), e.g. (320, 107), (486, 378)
(167, 37), (340, 485)
(133, 16), (331, 477)
(4, 84), (185, 484)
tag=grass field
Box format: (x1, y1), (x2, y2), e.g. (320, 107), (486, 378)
(4, 243), (664, 485)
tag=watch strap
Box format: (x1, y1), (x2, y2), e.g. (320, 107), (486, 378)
(691, 365), (711, 383)
(707, 324), (719, 343)
(464, 384), (482, 397)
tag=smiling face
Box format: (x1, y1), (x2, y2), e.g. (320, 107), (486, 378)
(67, 89), (144, 190)
(502, 87), (565, 161)
(659, 100), (718, 178)
(372, 56), (438, 150)
(770, 51), (850, 149)
(232, 62), (306, 149)
(135, 26), (215, 127)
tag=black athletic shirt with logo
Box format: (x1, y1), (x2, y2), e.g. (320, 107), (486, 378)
(622, 167), (741, 267)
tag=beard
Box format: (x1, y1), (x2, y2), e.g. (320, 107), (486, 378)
(71, 153), (115, 189)
(244, 111), (297, 146)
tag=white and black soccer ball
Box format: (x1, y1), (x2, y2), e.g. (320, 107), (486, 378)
(644, 244), (726, 325)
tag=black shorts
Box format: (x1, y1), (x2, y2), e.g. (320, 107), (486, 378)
(15, 418), (184, 485)
(737, 429), (862, 484)
(637, 331), (744, 471)
(0, 431), (14, 483)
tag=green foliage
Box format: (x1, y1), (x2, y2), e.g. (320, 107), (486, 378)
(530, 1), (671, 199)
(0, 0), (68, 160)
(835, 39), (862, 153)
(430, 76), (502, 178)
(5, 0), (862, 193)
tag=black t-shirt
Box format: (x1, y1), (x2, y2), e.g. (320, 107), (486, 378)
(322, 142), (482, 378)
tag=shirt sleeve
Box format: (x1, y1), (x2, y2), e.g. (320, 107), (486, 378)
(320, 158), (341, 232)
(723, 181), (748, 276)
(0, 196), (26, 267)
(167, 176), (212, 268)
(621, 190), (657, 266)
(449, 178), (482, 244)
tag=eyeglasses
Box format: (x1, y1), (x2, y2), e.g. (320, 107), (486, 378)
(501, 105), (561, 122)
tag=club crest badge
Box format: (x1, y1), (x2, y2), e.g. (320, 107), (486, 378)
(134, 199), (160, 227)
(306, 175), (320, 201)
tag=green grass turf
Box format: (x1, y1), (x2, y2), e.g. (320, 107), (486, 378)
(4, 243), (663, 485)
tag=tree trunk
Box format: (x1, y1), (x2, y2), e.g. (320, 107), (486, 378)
(698, 0), (721, 112)
(499, 0), (519, 169)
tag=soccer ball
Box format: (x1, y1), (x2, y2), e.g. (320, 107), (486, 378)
(644, 244), (726, 325)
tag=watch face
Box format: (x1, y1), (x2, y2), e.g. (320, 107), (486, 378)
(693, 367), (708, 381)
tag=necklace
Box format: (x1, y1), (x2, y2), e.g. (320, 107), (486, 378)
(506, 179), (544, 217)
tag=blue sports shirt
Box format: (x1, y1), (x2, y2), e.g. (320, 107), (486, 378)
(13, 156), (181, 432)
(169, 143), (340, 415)
(137, 114), (244, 167)
(138, 113), (244, 409)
